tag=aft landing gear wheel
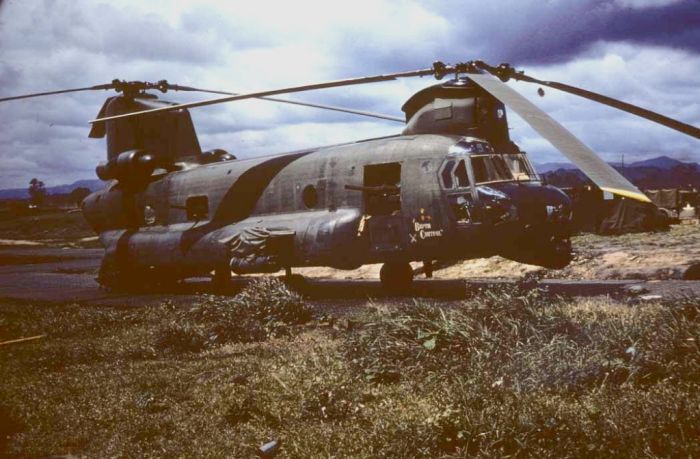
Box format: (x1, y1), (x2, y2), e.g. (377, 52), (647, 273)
(380, 262), (414, 292)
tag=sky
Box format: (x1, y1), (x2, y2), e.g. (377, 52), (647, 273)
(0, 0), (698, 188)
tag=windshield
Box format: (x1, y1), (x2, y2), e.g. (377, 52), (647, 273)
(503, 153), (539, 181)
(470, 154), (513, 184)
(441, 139), (539, 189)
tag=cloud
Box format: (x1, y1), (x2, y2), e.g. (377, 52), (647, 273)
(0, 0), (698, 188)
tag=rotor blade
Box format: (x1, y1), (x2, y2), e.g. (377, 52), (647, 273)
(520, 74), (700, 140)
(475, 62), (700, 140)
(91, 66), (439, 123)
(468, 73), (650, 203)
(167, 86), (403, 122)
(0, 84), (113, 103)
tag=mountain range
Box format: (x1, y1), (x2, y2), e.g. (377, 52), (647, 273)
(533, 155), (696, 173)
(538, 156), (700, 190)
(0, 179), (105, 200)
(0, 156), (697, 200)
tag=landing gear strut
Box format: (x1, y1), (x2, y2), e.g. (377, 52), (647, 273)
(423, 260), (433, 278)
(380, 262), (413, 292)
(283, 266), (308, 292)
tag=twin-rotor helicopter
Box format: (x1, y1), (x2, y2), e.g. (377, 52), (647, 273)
(2, 60), (699, 291)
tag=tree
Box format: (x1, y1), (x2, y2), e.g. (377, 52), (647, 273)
(69, 187), (91, 207)
(28, 178), (46, 207)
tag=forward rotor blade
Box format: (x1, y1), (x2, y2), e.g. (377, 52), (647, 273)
(468, 73), (650, 203)
(91, 66), (439, 123)
(475, 62), (700, 140)
(166, 86), (403, 122)
(0, 84), (113, 103)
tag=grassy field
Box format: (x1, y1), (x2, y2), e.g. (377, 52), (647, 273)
(0, 210), (97, 247)
(1, 280), (698, 457)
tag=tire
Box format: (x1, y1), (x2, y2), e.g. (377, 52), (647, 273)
(380, 262), (414, 292)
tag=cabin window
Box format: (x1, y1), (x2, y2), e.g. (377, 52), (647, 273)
(143, 205), (156, 225)
(302, 185), (318, 209)
(186, 196), (209, 220)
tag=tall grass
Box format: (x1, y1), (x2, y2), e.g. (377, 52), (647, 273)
(344, 289), (700, 456)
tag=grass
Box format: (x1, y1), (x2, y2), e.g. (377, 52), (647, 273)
(1, 283), (698, 457)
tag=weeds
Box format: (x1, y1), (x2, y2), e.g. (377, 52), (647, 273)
(1, 288), (698, 457)
(342, 290), (700, 456)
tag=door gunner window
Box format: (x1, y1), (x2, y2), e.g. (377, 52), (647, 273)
(364, 162), (401, 215)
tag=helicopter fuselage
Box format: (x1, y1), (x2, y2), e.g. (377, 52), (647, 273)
(82, 133), (572, 287)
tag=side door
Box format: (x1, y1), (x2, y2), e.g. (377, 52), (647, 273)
(363, 162), (406, 253)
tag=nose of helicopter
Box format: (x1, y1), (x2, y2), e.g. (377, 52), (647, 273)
(483, 182), (573, 269)
(488, 182), (572, 226)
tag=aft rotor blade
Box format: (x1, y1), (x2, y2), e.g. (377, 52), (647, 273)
(0, 84), (113, 103)
(91, 67), (438, 123)
(169, 86), (403, 122)
(468, 73), (650, 203)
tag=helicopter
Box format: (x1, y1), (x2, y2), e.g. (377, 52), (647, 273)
(2, 60), (698, 291)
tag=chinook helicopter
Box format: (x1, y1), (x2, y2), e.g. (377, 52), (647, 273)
(2, 61), (699, 291)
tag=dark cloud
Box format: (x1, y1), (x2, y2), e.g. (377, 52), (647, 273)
(333, 0), (700, 72)
(497, 0), (700, 64)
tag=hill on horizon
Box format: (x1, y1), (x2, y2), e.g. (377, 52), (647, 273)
(0, 179), (105, 200)
(541, 156), (700, 190)
(534, 155), (696, 174)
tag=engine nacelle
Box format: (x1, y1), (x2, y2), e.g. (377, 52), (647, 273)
(96, 149), (157, 183)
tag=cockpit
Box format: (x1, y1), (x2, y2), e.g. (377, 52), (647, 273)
(439, 138), (539, 225)
(440, 138), (539, 190)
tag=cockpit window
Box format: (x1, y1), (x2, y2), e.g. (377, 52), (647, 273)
(442, 139), (542, 188)
(471, 156), (488, 183)
(440, 159), (455, 189)
(470, 155), (513, 184)
(492, 155), (511, 178)
(504, 154), (538, 181)
(455, 159), (469, 187)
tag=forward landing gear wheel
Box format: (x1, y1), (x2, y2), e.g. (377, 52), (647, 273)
(212, 265), (232, 290)
(380, 262), (413, 292)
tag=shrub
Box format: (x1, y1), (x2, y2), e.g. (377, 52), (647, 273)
(154, 278), (312, 353)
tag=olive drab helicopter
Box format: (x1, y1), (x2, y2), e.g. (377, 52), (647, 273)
(2, 60), (699, 291)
